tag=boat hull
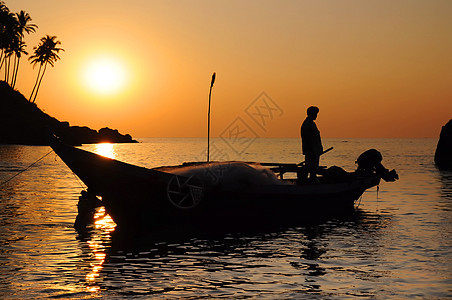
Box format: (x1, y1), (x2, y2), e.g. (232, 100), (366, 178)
(100, 176), (379, 228)
(49, 135), (381, 228)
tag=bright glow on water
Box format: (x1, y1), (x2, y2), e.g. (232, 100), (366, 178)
(93, 143), (117, 159)
(0, 138), (450, 299)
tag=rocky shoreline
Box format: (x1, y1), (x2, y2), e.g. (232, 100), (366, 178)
(0, 81), (137, 146)
(435, 119), (452, 171)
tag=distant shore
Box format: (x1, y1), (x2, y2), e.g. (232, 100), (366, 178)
(0, 81), (137, 146)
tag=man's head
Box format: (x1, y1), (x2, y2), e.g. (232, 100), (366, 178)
(307, 106), (319, 119)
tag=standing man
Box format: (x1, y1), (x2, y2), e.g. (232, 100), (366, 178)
(300, 106), (323, 181)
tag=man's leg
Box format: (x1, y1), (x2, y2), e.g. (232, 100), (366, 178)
(306, 154), (319, 180)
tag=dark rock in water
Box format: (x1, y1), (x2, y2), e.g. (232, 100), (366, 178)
(0, 81), (138, 145)
(435, 119), (452, 171)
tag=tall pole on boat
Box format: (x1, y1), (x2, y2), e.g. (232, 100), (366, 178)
(207, 72), (216, 162)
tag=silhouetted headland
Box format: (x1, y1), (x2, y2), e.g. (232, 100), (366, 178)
(0, 81), (137, 146)
(435, 119), (452, 171)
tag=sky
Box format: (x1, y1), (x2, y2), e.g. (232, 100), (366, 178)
(4, 0), (452, 138)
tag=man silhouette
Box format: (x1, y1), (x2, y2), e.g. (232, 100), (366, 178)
(300, 106), (323, 182)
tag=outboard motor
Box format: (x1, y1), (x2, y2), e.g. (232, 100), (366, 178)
(356, 149), (398, 182)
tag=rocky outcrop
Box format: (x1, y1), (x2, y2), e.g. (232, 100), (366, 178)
(435, 119), (452, 171)
(0, 81), (137, 145)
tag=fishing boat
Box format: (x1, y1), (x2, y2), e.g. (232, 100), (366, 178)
(49, 134), (398, 228)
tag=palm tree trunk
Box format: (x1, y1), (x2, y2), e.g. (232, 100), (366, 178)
(6, 56), (11, 84)
(12, 56), (20, 88)
(29, 64), (42, 102)
(9, 56), (13, 84)
(11, 57), (16, 87)
(32, 62), (47, 103)
(0, 50), (4, 70)
(11, 55), (16, 86)
(3, 56), (7, 82)
(7, 56), (13, 84)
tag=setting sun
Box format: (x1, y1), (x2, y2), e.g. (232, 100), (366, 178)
(5, 0), (452, 138)
(81, 56), (129, 96)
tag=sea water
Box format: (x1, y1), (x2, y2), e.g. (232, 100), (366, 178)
(0, 138), (450, 299)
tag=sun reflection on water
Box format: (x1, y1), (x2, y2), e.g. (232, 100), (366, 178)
(93, 143), (117, 159)
(85, 206), (116, 293)
(93, 206), (117, 232)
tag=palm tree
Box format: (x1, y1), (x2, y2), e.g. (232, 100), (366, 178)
(0, 1), (9, 66)
(3, 36), (15, 82)
(11, 39), (27, 87)
(9, 10), (36, 85)
(29, 35), (63, 103)
(0, 4), (36, 85)
(0, 5), (17, 79)
(15, 10), (37, 37)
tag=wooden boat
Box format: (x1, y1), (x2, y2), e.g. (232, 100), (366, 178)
(49, 135), (397, 227)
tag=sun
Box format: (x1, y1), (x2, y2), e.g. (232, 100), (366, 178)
(82, 56), (129, 96)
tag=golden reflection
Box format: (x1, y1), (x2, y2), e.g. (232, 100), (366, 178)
(94, 206), (117, 232)
(85, 206), (116, 293)
(86, 286), (100, 293)
(94, 143), (116, 159)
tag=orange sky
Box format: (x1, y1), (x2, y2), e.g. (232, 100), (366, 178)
(5, 0), (452, 138)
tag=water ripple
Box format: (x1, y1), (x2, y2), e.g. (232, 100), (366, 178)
(1, 139), (451, 299)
